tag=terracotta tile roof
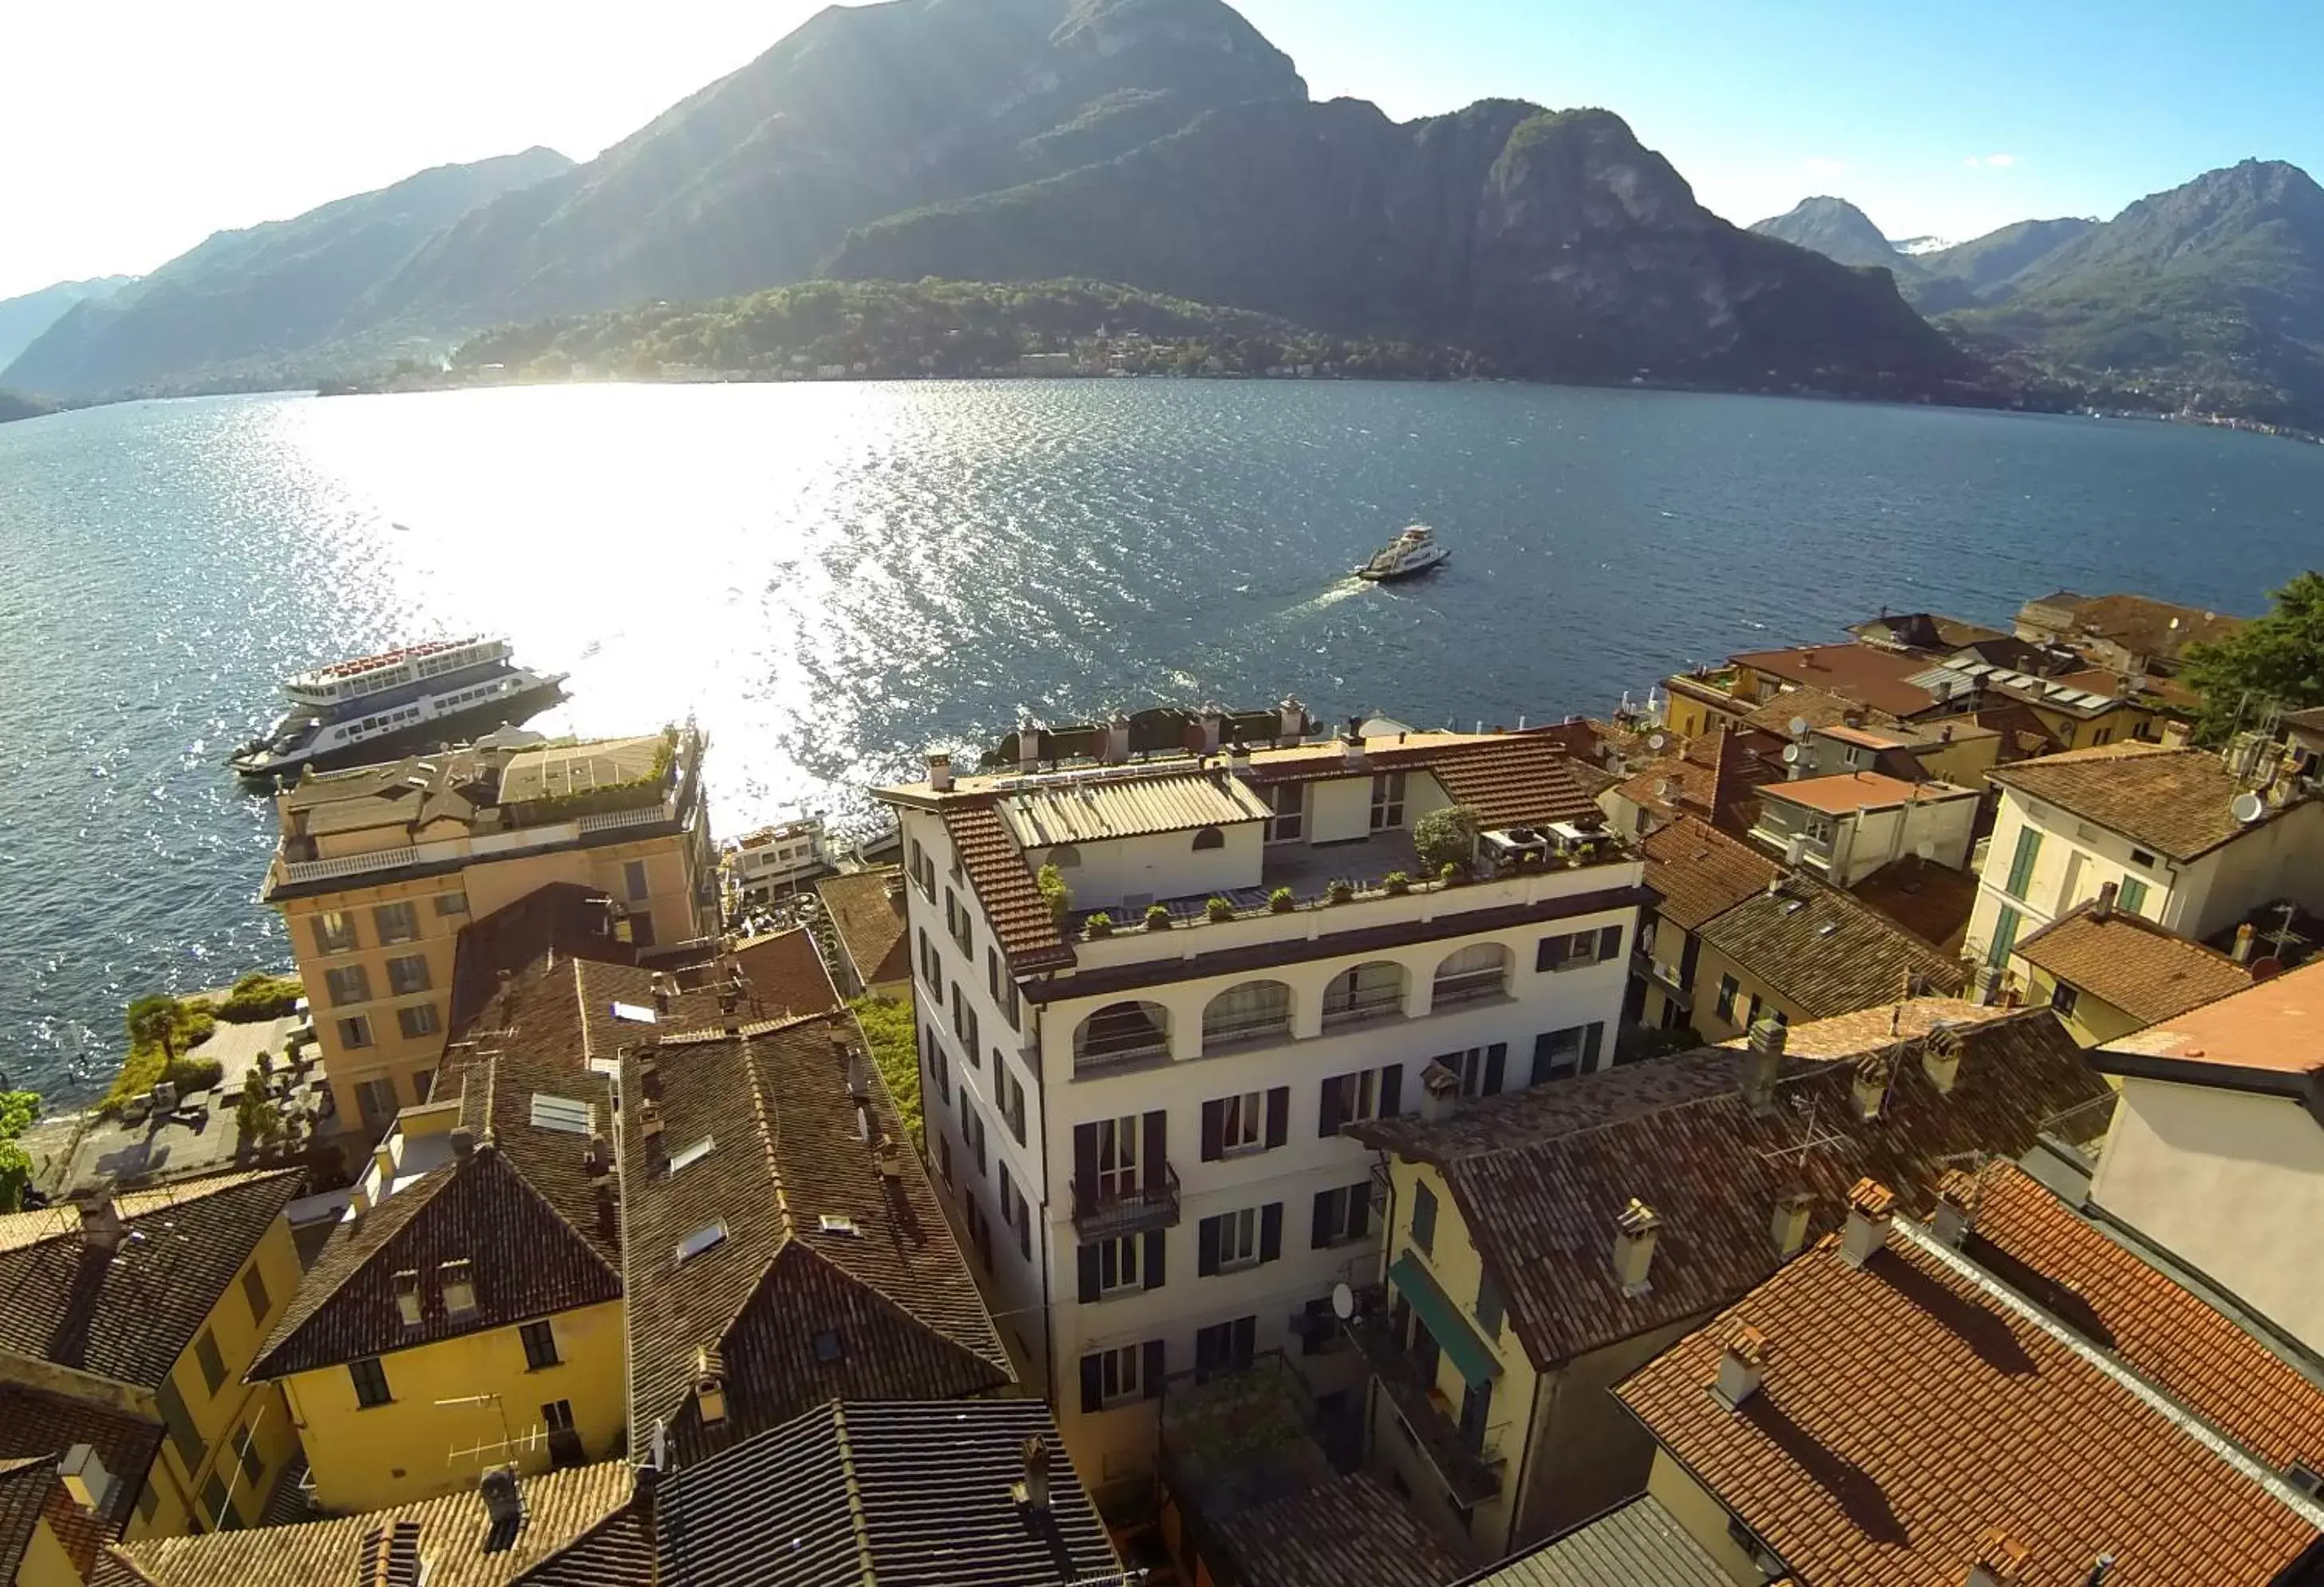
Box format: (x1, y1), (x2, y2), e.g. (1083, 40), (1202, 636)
(1697, 873), (1966, 1019)
(1347, 1007), (2106, 1367)
(1409, 734), (1607, 831)
(1740, 687), (1905, 738)
(619, 1011), (1013, 1466)
(1848, 611), (2012, 652)
(94, 1462), (650, 1587)
(654, 1399), (1119, 1586)
(1615, 1162), (2324, 1585)
(251, 1054), (621, 1379)
(0, 1390), (161, 1581)
(728, 927), (841, 1019)
(2100, 957), (2324, 1078)
(2052, 592), (2243, 663)
(1210, 1473), (1464, 1587)
(1641, 816), (1781, 933)
(447, 883), (634, 1035)
(1759, 771), (1973, 817)
(943, 801), (1073, 970)
(1614, 730), (1784, 833)
(1730, 644), (1946, 718)
(1990, 742), (2300, 861)
(1847, 857), (1979, 956)
(814, 868), (911, 987)
(2016, 902), (2255, 1024)
(1723, 1000), (2008, 1060)
(0, 1169), (299, 1391)
(1459, 1494), (1732, 1585)
(1970, 702), (2064, 759)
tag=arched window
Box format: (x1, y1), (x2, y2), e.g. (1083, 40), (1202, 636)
(1203, 981), (1293, 1051)
(1047, 845), (1081, 869)
(1191, 826), (1225, 851)
(1321, 961), (1406, 1027)
(1433, 942), (1512, 1006)
(1073, 1001), (1171, 1074)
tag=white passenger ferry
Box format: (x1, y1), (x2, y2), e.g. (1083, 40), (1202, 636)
(230, 636), (568, 779)
(1355, 524), (1450, 582)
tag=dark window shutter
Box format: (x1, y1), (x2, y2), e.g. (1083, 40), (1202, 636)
(1265, 1086), (1290, 1149)
(1080, 1354), (1104, 1415)
(1143, 1340), (1166, 1399)
(1234, 1315), (1255, 1364)
(1599, 924), (1624, 962)
(1200, 1099), (1225, 1162)
(1198, 1215), (1222, 1276)
(1350, 1183), (1372, 1240)
(1077, 1242), (1101, 1304)
(1073, 1123), (1099, 1201)
(1483, 1043), (1507, 1096)
(1380, 1063), (1403, 1118)
(1144, 1110), (1168, 1190)
(1318, 1075), (1346, 1138)
(1530, 1032), (1555, 1086)
(1144, 1228), (1167, 1290)
(1311, 1189), (1335, 1250)
(1584, 1020), (1605, 1071)
(1259, 1202), (1283, 1263)
(1535, 935), (1555, 972)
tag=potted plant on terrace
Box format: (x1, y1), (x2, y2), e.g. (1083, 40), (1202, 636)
(1144, 904), (1174, 932)
(1084, 912), (1114, 940)
(1205, 896), (1235, 924)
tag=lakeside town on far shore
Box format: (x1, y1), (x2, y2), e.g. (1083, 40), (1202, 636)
(10, 574), (2324, 1586)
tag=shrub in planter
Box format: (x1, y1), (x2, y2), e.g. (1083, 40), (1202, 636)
(1205, 896), (1235, 923)
(1144, 904), (1174, 932)
(1038, 864), (1072, 924)
(1324, 878), (1354, 905)
(1413, 802), (1483, 876)
(1084, 912), (1115, 940)
(1267, 887), (1296, 915)
(1439, 861), (1464, 885)
(1382, 870), (1412, 896)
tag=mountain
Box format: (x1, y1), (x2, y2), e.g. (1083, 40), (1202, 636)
(1943, 160), (2324, 425)
(0, 390), (58, 425)
(362, 0), (1307, 328)
(827, 102), (1966, 390)
(1907, 218), (2097, 311)
(0, 275), (135, 370)
(2, 149), (572, 398)
(1749, 196), (1903, 270)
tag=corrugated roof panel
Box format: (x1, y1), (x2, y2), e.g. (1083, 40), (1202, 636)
(998, 773), (1270, 846)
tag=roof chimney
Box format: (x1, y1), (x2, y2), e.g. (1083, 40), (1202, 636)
(694, 1347), (727, 1427)
(393, 1268), (423, 1327)
(1101, 715), (1132, 765)
(1341, 730), (1365, 767)
(69, 1189), (126, 1254)
(1839, 1178), (1895, 1268)
(1710, 1324), (1771, 1411)
(1017, 721), (1041, 771)
(1967, 1529), (2031, 1587)
(1419, 1061), (1461, 1122)
(346, 1183), (372, 1221)
(638, 1049), (662, 1102)
(1612, 1198), (1662, 1296)
(927, 751), (955, 792)
(584, 1132), (613, 1183)
(1923, 1027), (1963, 1094)
(1769, 1188), (1816, 1260)
(439, 1258), (477, 1317)
(1278, 697), (1305, 742)
(479, 1465), (524, 1529)
(1014, 1435), (1053, 1512)
(450, 1126), (476, 1162)
(2091, 881), (2116, 922)
(2234, 922), (2258, 964)
(1227, 742), (1252, 777)
(2160, 718), (2193, 750)
(1851, 1053), (1891, 1122)
(1199, 710), (1223, 755)
(58, 1444), (117, 1518)
(1740, 1018), (1785, 1114)
(1933, 1168), (1980, 1248)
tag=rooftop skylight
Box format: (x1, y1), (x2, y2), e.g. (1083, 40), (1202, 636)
(530, 1094), (595, 1134)
(675, 1221), (729, 1264)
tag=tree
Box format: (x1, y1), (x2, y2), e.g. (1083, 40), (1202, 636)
(2183, 571), (2324, 743)
(1413, 803), (1484, 876)
(235, 1071), (284, 1152)
(126, 993), (180, 1062)
(0, 1089), (42, 1212)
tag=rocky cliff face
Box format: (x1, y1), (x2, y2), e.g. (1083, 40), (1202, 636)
(1747, 196), (1900, 269)
(832, 101), (1964, 387)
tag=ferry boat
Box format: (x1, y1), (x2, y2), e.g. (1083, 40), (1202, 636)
(1354, 524), (1449, 582)
(722, 816), (832, 908)
(229, 636), (568, 780)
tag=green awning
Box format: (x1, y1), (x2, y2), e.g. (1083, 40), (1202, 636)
(1387, 1251), (1500, 1387)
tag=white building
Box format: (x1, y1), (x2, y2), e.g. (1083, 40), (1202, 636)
(725, 815), (828, 903)
(1748, 770), (1979, 887)
(1966, 740), (2324, 983)
(874, 719), (1646, 1501)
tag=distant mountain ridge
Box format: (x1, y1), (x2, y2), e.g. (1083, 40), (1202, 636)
(1749, 197), (1901, 269)
(0, 275), (136, 370)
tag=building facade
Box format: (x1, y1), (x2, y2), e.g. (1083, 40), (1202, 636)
(261, 729), (714, 1138)
(876, 724), (1646, 1502)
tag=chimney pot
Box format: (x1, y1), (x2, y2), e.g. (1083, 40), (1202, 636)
(2234, 922), (2257, 964)
(926, 752), (955, 793)
(450, 1126), (476, 1162)
(69, 1189), (126, 1254)
(1839, 1177), (1895, 1268)
(58, 1444), (117, 1517)
(1740, 1020), (1785, 1113)
(1934, 1168), (1980, 1247)
(1769, 1188), (1816, 1259)
(1851, 1054), (1891, 1122)
(1612, 1197), (1662, 1296)
(1418, 1061), (1460, 1122)
(1923, 1027), (1963, 1094)
(1711, 1323), (1771, 1410)
(1016, 1435), (1053, 1511)
(479, 1464), (524, 1528)
(2092, 881), (2116, 922)
(1967, 1528), (2031, 1587)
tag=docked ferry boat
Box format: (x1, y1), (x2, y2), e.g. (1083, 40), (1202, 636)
(229, 636), (567, 779)
(1354, 524), (1449, 582)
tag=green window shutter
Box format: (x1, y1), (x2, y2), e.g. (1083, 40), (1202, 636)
(2118, 877), (2149, 916)
(1987, 905), (2023, 968)
(2006, 827), (2043, 896)
(154, 1372), (204, 1472)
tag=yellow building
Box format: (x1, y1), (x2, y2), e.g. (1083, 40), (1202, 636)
(2010, 892), (2255, 1047)
(0, 1169), (305, 1580)
(1341, 1004), (2108, 1565)
(261, 726), (714, 1138)
(249, 1054), (625, 1515)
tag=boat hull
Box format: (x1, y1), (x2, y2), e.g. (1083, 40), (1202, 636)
(230, 679), (570, 782)
(1357, 551), (1449, 582)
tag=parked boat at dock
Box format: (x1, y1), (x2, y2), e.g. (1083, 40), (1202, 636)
(229, 636), (567, 780)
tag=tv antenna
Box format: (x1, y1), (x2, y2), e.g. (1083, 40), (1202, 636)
(1755, 1093), (1852, 1178)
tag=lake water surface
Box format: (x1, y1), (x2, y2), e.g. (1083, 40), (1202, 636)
(5, 379), (2322, 1095)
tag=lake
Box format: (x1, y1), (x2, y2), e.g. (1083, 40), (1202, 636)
(4, 378), (2322, 1097)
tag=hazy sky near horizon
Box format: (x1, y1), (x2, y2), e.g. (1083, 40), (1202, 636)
(3, 0), (2318, 300)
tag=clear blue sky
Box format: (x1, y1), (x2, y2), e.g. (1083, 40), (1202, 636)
(2, 0), (2318, 300)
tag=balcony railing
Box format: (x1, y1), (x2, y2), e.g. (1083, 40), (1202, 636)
(1072, 1164), (1182, 1239)
(1429, 970), (1508, 1007)
(1200, 1013), (1292, 1051)
(1073, 1035), (1172, 1078)
(1320, 993), (1405, 1030)
(1342, 1304), (1504, 1506)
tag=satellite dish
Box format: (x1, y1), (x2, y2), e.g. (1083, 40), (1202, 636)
(1781, 744), (1801, 765)
(1330, 1281), (1356, 1321)
(2253, 956), (2285, 982)
(1788, 716), (1811, 740)
(1646, 732), (1668, 752)
(2231, 791), (2267, 825)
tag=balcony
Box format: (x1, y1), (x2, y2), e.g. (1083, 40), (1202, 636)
(1072, 1163), (1182, 1239)
(1319, 992), (1405, 1031)
(1631, 949), (1690, 1006)
(1429, 967), (1509, 1009)
(1342, 1282), (1505, 1506)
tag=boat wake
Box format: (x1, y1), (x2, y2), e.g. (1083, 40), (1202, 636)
(1275, 578), (1370, 623)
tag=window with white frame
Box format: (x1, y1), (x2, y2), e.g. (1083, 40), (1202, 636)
(1264, 782), (1304, 843)
(1370, 770), (1407, 829)
(1091, 1344), (1143, 1407)
(1219, 1090), (1265, 1154)
(1217, 1206), (1260, 1269)
(1096, 1233), (1143, 1295)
